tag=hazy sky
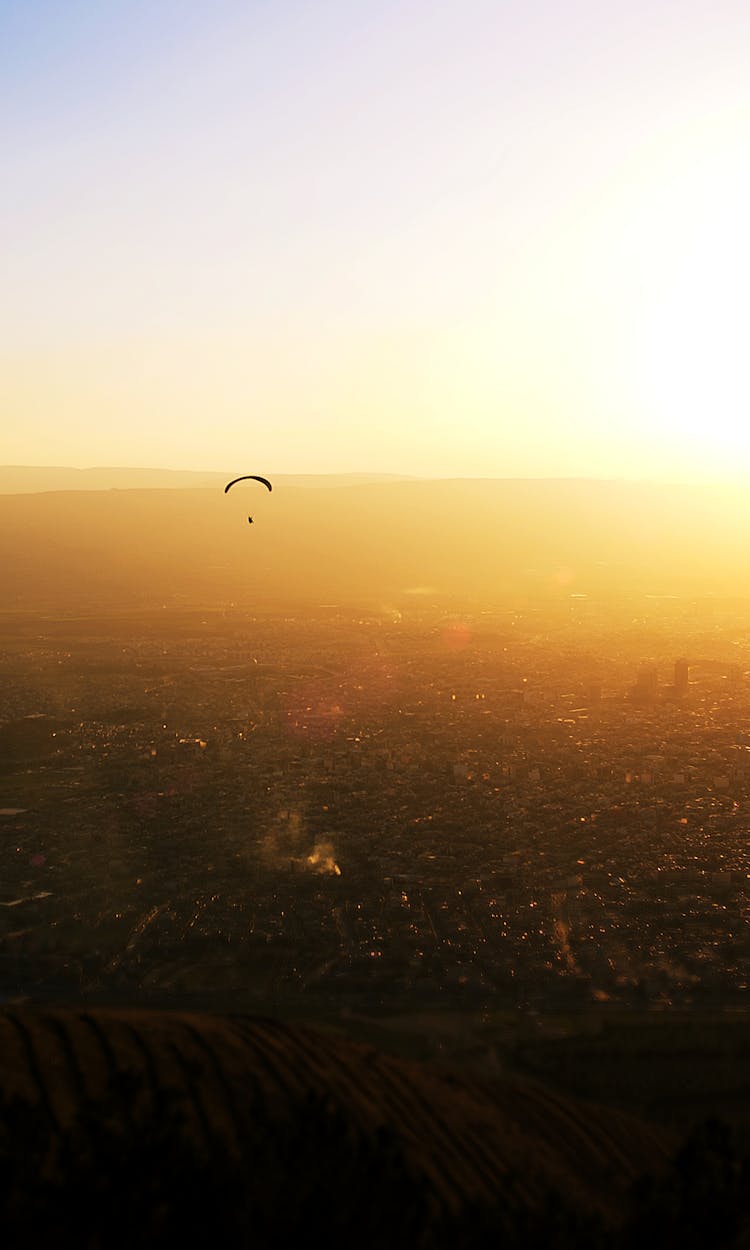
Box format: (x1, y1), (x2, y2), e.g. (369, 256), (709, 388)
(3, 1), (750, 479)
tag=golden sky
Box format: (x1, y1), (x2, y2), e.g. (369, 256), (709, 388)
(3, 1), (750, 480)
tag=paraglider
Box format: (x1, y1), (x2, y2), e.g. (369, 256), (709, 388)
(224, 475), (273, 524)
(224, 476), (273, 494)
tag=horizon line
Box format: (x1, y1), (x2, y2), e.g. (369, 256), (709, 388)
(5, 464), (750, 488)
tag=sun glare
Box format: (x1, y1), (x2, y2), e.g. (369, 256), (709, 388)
(630, 138), (750, 477)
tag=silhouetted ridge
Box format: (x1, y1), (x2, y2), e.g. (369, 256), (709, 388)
(0, 1007), (675, 1247)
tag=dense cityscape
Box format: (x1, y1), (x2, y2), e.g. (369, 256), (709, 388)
(2, 596), (749, 1022)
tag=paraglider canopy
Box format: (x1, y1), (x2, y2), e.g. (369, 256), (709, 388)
(224, 475), (272, 493)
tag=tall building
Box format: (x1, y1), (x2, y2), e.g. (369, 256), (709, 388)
(674, 657), (689, 697)
(634, 665), (658, 703)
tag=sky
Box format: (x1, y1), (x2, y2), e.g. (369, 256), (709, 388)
(3, 0), (750, 480)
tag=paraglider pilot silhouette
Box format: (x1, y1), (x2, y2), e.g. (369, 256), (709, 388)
(224, 475), (273, 524)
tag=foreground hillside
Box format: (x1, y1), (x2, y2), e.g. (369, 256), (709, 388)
(0, 1006), (678, 1248)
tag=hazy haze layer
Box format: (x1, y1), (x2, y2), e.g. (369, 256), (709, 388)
(3, 477), (749, 610)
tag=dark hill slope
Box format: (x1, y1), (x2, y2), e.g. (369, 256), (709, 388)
(0, 1007), (673, 1247)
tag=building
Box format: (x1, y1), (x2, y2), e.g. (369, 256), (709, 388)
(633, 665), (658, 704)
(674, 657), (689, 697)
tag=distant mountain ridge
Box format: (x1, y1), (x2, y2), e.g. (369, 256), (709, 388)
(0, 466), (416, 494)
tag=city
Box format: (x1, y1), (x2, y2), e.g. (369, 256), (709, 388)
(3, 596), (749, 1027)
